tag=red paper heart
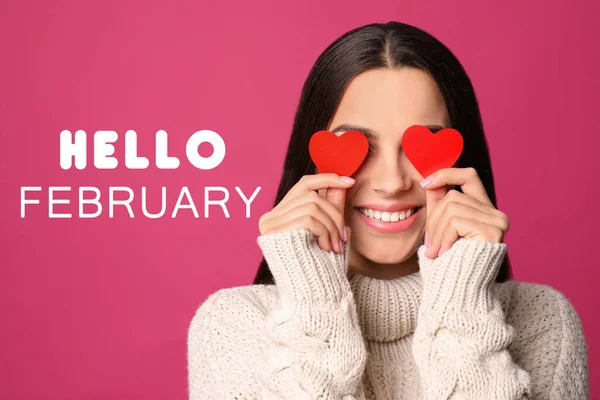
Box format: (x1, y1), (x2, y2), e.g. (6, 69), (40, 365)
(402, 125), (464, 178)
(309, 130), (369, 177)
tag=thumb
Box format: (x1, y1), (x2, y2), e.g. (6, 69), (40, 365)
(326, 187), (346, 217)
(425, 186), (446, 218)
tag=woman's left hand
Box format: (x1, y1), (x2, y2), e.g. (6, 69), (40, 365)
(421, 167), (510, 258)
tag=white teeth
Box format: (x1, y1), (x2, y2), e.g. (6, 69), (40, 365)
(359, 207), (418, 222)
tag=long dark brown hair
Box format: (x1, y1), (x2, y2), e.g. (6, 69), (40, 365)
(253, 21), (511, 284)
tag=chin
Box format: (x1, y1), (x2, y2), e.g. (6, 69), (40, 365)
(350, 235), (420, 265)
(362, 249), (416, 265)
(346, 210), (425, 265)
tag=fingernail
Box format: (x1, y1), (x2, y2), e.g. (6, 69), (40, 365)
(439, 248), (446, 256)
(331, 239), (338, 253)
(339, 240), (344, 252)
(343, 226), (349, 241)
(420, 175), (434, 188)
(340, 176), (355, 184)
(424, 232), (429, 246)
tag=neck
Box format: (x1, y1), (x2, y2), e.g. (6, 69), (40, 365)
(348, 246), (420, 280)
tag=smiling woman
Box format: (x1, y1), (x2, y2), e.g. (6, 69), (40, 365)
(322, 67), (452, 274)
(187, 21), (589, 399)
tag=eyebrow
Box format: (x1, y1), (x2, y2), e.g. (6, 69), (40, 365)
(331, 123), (445, 140)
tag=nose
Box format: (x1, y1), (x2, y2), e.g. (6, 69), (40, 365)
(369, 152), (413, 196)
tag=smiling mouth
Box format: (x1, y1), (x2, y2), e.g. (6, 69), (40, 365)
(357, 206), (423, 223)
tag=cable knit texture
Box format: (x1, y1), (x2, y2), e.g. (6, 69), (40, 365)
(187, 229), (589, 399)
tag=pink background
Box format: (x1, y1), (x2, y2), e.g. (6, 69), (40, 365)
(1, 0), (598, 398)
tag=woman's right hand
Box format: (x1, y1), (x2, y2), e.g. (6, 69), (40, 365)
(258, 173), (355, 254)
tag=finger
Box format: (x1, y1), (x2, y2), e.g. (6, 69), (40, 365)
(268, 191), (346, 241)
(447, 216), (504, 243)
(428, 216), (505, 258)
(280, 174), (355, 207)
(426, 189), (498, 234)
(426, 216), (465, 258)
(427, 201), (500, 258)
(421, 167), (493, 206)
(437, 225), (460, 258)
(263, 202), (343, 253)
(268, 214), (332, 251)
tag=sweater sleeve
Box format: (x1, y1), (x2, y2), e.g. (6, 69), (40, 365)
(412, 238), (532, 399)
(187, 229), (368, 399)
(255, 229), (367, 399)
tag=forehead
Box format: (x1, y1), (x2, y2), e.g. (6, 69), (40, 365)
(328, 68), (449, 136)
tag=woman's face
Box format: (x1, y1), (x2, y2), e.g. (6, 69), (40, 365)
(326, 67), (450, 271)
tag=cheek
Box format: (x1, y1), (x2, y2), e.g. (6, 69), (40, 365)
(343, 170), (368, 204)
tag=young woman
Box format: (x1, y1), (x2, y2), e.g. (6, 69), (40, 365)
(187, 21), (589, 399)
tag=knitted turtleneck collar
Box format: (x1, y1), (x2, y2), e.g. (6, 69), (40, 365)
(347, 268), (423, 342)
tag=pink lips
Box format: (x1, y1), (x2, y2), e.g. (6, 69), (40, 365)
(356, 203), (420, 213)
(355, 206), (422, 233)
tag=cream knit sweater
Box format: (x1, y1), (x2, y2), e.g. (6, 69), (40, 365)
(187, 229), (589, 399)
